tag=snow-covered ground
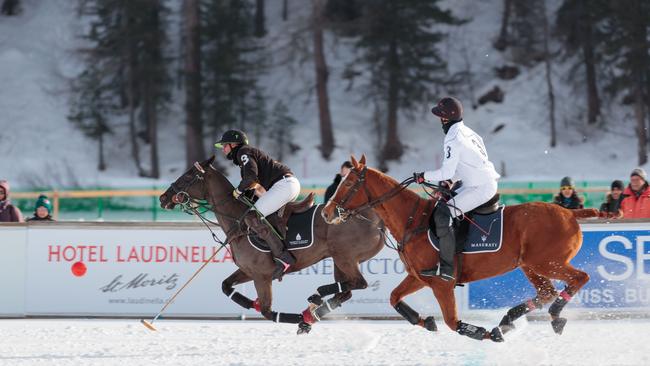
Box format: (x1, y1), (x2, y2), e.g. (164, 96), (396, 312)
(0, 318), (648, 366)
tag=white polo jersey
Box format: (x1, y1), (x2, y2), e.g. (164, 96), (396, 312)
(424, 121), (500, 187)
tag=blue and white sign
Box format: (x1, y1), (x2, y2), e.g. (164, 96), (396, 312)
(468, 222), (650, 310)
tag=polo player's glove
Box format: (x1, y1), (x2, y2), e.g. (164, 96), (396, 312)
(413, 172), (425, 184)
(232, 188), (243, 199)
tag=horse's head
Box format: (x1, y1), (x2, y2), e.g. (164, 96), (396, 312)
(160, 155), (216, 210)
(322, 154), (369, 225)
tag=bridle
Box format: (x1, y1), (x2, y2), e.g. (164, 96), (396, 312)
(167, 162), (247, 242)
(330, 166), (416, 222)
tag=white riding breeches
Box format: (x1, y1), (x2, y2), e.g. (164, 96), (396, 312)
(446, 179), (498, 218)
(254, 176), (301, 217)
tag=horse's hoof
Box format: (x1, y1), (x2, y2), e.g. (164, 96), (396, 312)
(423, 316), (437, 332)
(551, 317), (567, 335)
(307, 293), (323, 306)
(297, 322), (312, 335)
(490, 327), (505, 342)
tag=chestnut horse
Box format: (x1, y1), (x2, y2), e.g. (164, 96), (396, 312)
(160, 156), (385, 334)
(322, 155), (599, 342)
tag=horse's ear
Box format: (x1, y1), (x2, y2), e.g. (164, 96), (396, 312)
(208, 155), (215, 164)
(350, 155), (359, 168)
(359, 154), (366, 166)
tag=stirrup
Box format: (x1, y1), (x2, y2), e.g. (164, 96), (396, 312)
(420, 264), (455, 281)
(272, 258), (292, 280)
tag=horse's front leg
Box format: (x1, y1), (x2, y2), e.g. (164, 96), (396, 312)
(430, 281), (503, 342)
(222, 269), (258, 310)
(389, 274), (437, 332)
(252, 278), (304, 325)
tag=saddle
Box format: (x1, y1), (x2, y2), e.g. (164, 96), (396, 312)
(429, 193), (501, 253)
(247, 195), (320, 253)
(266, 193), (316, 239)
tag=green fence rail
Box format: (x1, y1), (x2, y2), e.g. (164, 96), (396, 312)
(10, 181), (614, 221)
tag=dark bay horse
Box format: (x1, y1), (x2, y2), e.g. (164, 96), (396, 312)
(160, 156), (384, 334)
(322, 155), (599, 342)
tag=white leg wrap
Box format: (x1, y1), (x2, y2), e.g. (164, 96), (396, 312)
(325, 300), (333, 312)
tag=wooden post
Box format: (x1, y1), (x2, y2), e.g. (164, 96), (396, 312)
(53, 191), (60, 220)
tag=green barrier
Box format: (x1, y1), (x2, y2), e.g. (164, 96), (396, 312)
(11, 181), (614, 221)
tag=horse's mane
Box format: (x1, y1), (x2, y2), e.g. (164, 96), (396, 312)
(207, 163), (235, 191)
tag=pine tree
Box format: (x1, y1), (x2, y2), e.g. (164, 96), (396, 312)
(598, 0), (650, 164)
(556, 0), (609, 125)
(312, 0), (335, 160)
(72, 0), (172, 178)
(182, 0), (206, 169)
(202, 0), (266, 141)
(1, 0), (20, 15)
(352, 0), (461, 166)
(68, 62), (113, 171)
(269, 101), (297, 162)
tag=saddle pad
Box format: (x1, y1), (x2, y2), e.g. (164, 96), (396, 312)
(428, 206), (504, 254)
(248, 204), (321, 253)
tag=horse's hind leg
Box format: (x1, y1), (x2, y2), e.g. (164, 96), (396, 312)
(534, 263), (590, 335)
(222, 269), (257, 311)
(298, 262), (367, 334)
(498, 266), (558, 334)
(389, 275), (437, 332)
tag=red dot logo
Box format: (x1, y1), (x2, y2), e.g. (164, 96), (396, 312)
(71, 261), (87, 277)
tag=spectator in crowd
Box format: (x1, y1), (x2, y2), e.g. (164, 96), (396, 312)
(324, 161), (353, 203)
(27, 195), (55, 221)
(553, 176), (584, 209)
(599, 180), (626, 218)
(621, 168), (650, 218)
(0, 180), (24, 222)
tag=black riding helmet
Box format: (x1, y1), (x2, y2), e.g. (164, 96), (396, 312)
(215, 129), (249, 148)
(431, 97), (463, 122)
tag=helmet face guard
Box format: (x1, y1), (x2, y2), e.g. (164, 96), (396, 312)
(215, 129), (249, 148)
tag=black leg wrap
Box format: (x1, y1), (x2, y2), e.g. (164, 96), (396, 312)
(222, 283), (234, 297)
(316, 282), (350, 297)
(457, 321), (487, 341)
(270, 311), (303, 324)
(307, 294), (323, 306)
(394, 301), (420, 325)
(231, 292), (254, 309)
(548, 297), (568, 317)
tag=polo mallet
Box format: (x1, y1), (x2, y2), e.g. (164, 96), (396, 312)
(140, 244), (226, 331)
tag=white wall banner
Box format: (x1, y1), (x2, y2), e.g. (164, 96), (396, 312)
(5, 220), (650, 318)
(23, 223), (461, 318)
(0, 225), (27, 316)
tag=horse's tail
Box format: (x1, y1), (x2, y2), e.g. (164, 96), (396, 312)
(571, 208), (600, 219)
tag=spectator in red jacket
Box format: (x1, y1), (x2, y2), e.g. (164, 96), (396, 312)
(0, 180), (24, 222)
(621, 168), (650, 219)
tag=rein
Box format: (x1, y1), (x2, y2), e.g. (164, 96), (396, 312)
(331, 166), (416, 221)
(169, 163), (249, 243)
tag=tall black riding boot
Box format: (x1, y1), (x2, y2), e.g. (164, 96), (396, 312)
(244, 211), (295, 280)
(421, 205), (456, 281)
